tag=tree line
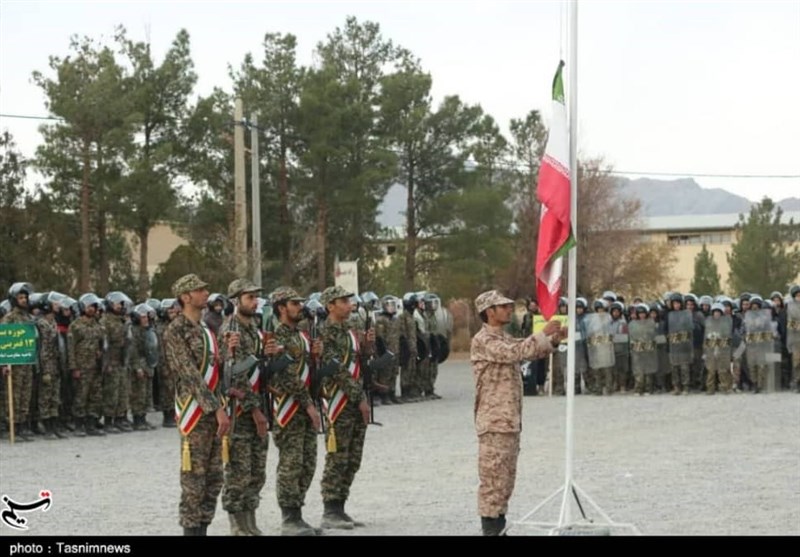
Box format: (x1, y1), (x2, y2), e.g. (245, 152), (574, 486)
(3, 17), (795, 302)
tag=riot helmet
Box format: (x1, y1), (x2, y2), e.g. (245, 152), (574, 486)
(78, 293), (102, 315)
(7, 282), (34, 308)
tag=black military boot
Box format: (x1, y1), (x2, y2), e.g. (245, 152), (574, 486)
(340, 500), (364, 527)
(15, 423), (34, 442)
(183, 526), (201, 536)
(133, 415), (149, 432)
(116, 416), (134, 432)
(42, 418), (57, 440)
(51, 418), (69, 439)
(162, 410), (176, 428)
(198, 523), (209, 536)
(280, 507), (314, 536)
(320, 500), (354, 530)
(104, 416), (121, 434)
(389, 392), (404, 404)
(72, 417), (87, 438)
(481, 516), (504, 536)
(86, 417), (104, 436)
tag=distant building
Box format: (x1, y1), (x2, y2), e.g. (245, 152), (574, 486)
(123, 222), (187, 280)
(639, 211), (800, 294)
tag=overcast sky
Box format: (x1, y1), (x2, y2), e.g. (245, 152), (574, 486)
(1, 0), (798, 201)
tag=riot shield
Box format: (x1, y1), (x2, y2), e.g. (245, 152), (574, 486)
(629, 319), (657, 375)
(435, 306), (453, 337)
(436, 335), (450, 363)
(703, 314), (732, 361)
(145, 328), (160, 369)
(667, 309), (693, 365)
(786, 301), (800, 355)
(744, 309), (775, 366)
(584, 313), (615, 369)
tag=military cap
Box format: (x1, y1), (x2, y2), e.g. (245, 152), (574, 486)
(475, 290), (515, 313)
(227, 278), (262, 298)
(272, 286), (305, 304)
(171, 274), (209, 297)
(320, 285), (353, 306)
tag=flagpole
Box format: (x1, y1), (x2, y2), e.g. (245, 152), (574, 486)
(558, 0), (579, 527)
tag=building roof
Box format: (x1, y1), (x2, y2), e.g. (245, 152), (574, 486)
(641, 211), (800, 232)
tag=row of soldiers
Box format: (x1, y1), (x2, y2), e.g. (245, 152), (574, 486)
(0, 283), (183, 441)
(524, 287), (800, 396)
(161, 276), (450, 536)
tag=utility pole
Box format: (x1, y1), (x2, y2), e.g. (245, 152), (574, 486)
(234, 98), (247, 277)
(251, 113), (262, 286)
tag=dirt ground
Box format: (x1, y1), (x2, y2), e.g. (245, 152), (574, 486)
(1, 358), (798, 537)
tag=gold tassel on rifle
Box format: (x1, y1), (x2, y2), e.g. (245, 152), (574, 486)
(181, 437), (192, 472)
(222, 435), (230, 464)
(326, 423), (337, 453)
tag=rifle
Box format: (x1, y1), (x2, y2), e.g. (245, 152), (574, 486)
(221, 313), (239, 465)
(307, 309), (326, 435)
(363, 310), (383, 427)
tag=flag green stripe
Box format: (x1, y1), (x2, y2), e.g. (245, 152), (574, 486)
(552, 60), (565, 103)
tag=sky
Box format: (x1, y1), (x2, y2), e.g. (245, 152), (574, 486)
(1, 0), (799, 202)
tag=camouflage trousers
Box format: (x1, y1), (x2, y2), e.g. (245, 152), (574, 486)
(551, 352), (566, 395)
(60, 363), (74, 420)
(272, 410), (317, 509)
(670, 363), (690, 391)
(588, 367), (613, 394)
(180, 413), (224, 528)
(4, 365), (33, 423)
(222, 415), (268, 513)
(102, 365), (130, 418)
(159, 365), (176, 411)
(429, 361), (439, 394)
(321, 402), (367, 503)
(38, 368), (61, 420)
(705, 354), (732, 393)
(477, 431), (520, 517)
(400, 358), (418, 397)
(377, 363), (397, 396)
(749, 365), (769, 390)
(418, 358), (431, 395)
(633, 372), (655, 394)
(129, 371), (149, 415)
(613, 351), (630, 391)
(72, 367), (103, 419)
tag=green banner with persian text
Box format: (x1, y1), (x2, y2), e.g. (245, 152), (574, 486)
(0, 323), (39, 366)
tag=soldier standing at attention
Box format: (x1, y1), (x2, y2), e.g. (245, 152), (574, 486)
(128, 304), (157, 431)
(100, 292), (133, 434)
(2, 283), (37, 441)
(68, 293), (107, 437)
(271, 287), (323, 535)
(318, 285), (374, 530)
(220, 279), (271, 536)
(471, 290), (564, 536)
(164, 274), (231, 536)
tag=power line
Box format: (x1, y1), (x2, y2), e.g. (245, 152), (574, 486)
(0, 113), (63, 121)
(3, 112), (799, 180)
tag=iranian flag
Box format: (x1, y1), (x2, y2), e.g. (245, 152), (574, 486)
(535, 61), (575, 320)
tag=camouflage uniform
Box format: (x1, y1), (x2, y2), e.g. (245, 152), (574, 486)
(128, 324), (153, 420)
(156, 318), (176, 423)
(414, 308), (432, 396)
(398, 309), (419, 400)
(100, 313), (130, 427)
(67, 315), (105, 423)
(610, 316), (630, 393)
(2, 308), (35, 434)
(272, 317), (317, 524)
(35, 317), (61, 421)
(424, 310), (440, 397)
(220, 314), (268, 517)
(319, 286), (372, 527)
(471, 290), (555, 534)
(375, 311), (400, 398)
(164, 274), (224, 533)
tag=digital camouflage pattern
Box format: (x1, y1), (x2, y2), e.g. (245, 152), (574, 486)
(67, 316), (105, 419)
(1, 308), (35, 423)
(35, 317), (61, 420)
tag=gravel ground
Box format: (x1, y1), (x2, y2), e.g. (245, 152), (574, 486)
(1, 358), (798, 537)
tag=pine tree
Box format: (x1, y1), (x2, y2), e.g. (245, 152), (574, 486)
(727, 197), (800, 295)
(690, 244), (722, 295)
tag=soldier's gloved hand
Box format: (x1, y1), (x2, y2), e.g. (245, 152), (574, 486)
(41, 373), (52, 386)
